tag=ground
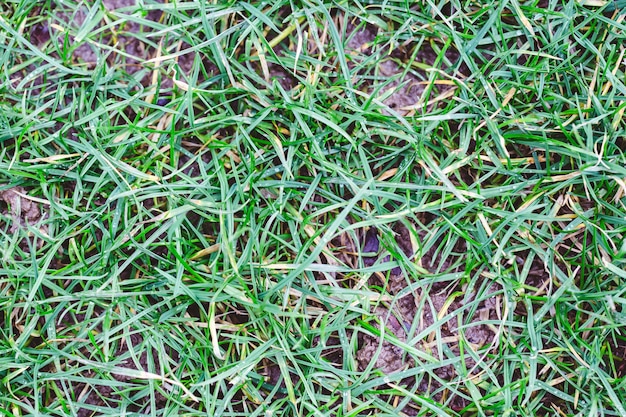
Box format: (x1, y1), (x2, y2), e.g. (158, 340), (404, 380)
(1, 1), (626, 416)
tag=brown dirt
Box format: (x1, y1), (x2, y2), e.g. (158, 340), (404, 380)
(45, 320), (177, 416)
(0, 186), (43, 232)
(340, 222), (502, 411)
(345, 21), (464, 115)
(26, 0), (196, 91)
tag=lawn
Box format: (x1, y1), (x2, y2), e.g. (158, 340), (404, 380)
(1, 0), (625, 416)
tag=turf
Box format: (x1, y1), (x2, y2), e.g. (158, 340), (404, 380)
(1, 0), (625, 416)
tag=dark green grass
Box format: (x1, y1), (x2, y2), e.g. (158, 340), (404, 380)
(1, 0), (625, 416)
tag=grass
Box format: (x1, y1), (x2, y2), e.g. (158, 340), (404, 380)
(1, 0), (625, 415)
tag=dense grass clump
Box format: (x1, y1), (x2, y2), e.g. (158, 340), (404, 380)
(1, 1), (625, 415)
